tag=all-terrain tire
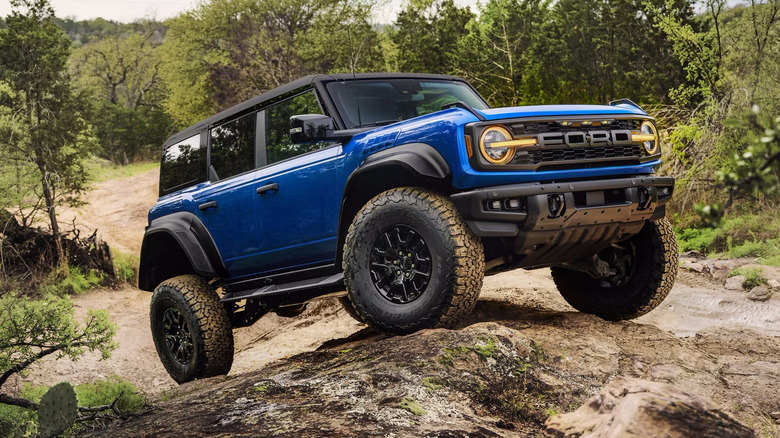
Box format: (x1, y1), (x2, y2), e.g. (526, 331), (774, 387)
(338, 296), (365, 323)
(551, 218), (678, 321)
(343, 187), (485, 334)
(150, 275), (234, 383)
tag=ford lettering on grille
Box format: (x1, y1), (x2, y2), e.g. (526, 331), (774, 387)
(537, 130), (633, 147)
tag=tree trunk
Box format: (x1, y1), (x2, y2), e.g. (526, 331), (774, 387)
(35, 154), (66, 267)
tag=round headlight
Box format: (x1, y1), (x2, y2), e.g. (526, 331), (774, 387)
(640, 121), (659, 154)
(480, 125), (514, 164)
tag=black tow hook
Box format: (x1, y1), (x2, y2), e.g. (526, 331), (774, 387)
(637, 187), (653, 210)
(547, 194), (565, 218)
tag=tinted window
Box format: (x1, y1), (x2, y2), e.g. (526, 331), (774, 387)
(210, 113), (256, 180)
(266, 91), (330, 165)
(326, 79), (489, 128)
(160, 134), (205, 193)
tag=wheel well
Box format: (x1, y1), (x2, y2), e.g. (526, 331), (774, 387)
(138, 232), (197, 291)
(336, 164), (452, 267)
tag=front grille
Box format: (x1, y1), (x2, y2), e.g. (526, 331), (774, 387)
(488, 118), (647, 168)
(512, 144), (643, 166)
(507, 119), (641, 136)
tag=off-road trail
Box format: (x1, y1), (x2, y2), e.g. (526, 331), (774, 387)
(23, 167), (780, 436)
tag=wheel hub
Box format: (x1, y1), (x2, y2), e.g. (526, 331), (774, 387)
(163, 308), (194, 365)
(370, 225), (432, 304)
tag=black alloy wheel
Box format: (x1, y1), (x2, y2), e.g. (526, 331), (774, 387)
(370, 225), (432, 304)
(162, 308), (194, 366)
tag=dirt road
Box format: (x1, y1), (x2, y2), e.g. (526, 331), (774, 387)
(26, 167), (780, 407)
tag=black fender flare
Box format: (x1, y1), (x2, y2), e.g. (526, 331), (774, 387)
(354, 142), (450, 181)
(335, 143), (452, 265)
(138, 212), (226, 291)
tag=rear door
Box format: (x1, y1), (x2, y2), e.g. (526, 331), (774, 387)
(251, 90), (344, 273)
(193, 112), (263, 277)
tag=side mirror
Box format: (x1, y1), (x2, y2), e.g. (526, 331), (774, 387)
(290, 114), (334, 143)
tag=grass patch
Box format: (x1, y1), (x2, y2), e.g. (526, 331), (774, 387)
(41, 266), (103, 295)
(0, 377), (145, 436)
(86, 158), (159, 183)
(399, 397), (426, 416)
(112, 251), (139, 284)
(728, 267), (768, 288)
(440, 336), (499, 366)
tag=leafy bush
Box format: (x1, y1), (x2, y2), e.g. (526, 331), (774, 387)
(41, 266), (103, 295)
(112, 251), (138, 284)
(676, 226), (722, 254)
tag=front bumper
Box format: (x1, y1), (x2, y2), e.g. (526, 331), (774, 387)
(451, 176), (674, 268)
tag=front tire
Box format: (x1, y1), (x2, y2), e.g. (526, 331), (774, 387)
(551, 218), (678, 320)
(343, 188), (484, 334)
(150, 275), (234, 383)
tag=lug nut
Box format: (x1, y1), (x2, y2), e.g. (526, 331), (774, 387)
(396, 270), (401, 275)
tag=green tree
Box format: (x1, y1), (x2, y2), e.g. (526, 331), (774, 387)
(161, 0), (384, 128)
(454, 0), (549, 106)
(0, 0), (95, 263)
(390, 0), (474, 74)
(70, 21), (172, 163)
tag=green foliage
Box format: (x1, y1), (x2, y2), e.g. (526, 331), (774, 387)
(390, 0), (473, 75)
(112, 251), (139, 284)
(728, 266), (768, 288)
(40, 266), (103, 295)
(399, 397), (426, 416)
(73, 376), (145, 412)
(70, 26), (172, 163)
(1, 377), (145, 436)
(676, 226), (721, 253)
(160, 0), (384, 128)
(38, 381), (78, 438)
(0, 293), (117, 383)
(0, 0), (96, 252)
(85, 158), (159, 183)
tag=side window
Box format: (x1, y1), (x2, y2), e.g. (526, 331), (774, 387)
(265, 90), (330, 165)
(210, 113), (256, 180)
(160, 134), (205, 194)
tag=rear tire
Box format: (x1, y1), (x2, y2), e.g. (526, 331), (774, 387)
(551, 218), (678, 320)
(150, 275), (234, 383)
(343, 187), (484, 334)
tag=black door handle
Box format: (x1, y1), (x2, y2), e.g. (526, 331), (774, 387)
(198, 201), (218, 211)
(256, 183), (279, 195)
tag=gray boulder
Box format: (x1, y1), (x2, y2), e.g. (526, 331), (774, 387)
(544, 377), (754, 438)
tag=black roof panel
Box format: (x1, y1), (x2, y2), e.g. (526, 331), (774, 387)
(163, 72), (467, 148)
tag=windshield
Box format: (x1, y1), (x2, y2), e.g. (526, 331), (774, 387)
(326, 79), (489, 129)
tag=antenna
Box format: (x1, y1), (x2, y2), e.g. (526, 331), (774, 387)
(347, 26), (362, 127)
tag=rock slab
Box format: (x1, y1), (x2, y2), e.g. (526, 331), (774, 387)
(725, 275), (747, 291)
(544, 377), (754, 438)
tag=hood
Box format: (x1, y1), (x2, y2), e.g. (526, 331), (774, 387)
(478, 103), (648, 120)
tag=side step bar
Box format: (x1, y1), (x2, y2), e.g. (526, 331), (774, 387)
(220, 273), (345, 303)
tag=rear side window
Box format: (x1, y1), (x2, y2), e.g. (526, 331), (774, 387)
(265, 91), (329, 165)
(210, 113), (256, 180)
(160, 134), (206, 194)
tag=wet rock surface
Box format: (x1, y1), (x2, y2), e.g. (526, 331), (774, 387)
(544, 377), (754, 438)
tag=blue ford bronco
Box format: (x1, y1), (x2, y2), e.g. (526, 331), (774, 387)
(140, 73), (678, 383)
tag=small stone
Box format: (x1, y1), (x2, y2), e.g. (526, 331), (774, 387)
(712, 261), (730, 271)
(683, 261), (705, 273)
(682, 250), (706, 260)
(768, 279), (780, 290)
(769, 411), (780, 420)
(747, 285), (772, 302)
(725, 275), (746, 291)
